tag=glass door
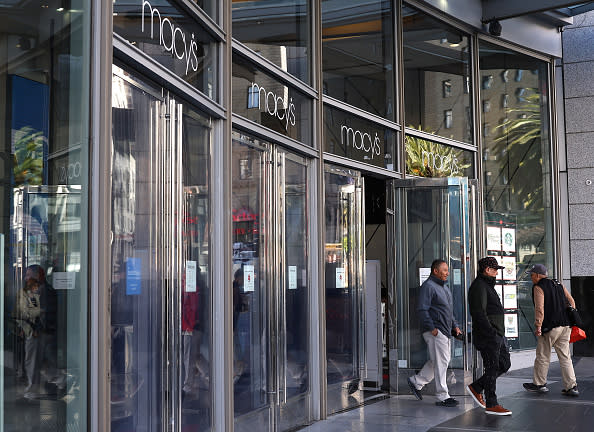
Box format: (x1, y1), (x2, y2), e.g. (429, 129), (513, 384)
(394, 177), (475, 390)
(232, 132), (311, 431)
(324, 165), (364, 415)
(110, 65), (213, 432)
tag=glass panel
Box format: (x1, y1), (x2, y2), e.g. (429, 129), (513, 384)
(113, 0), (219, 100)
(282, 154), (309, 399)
(232, 132), (269, 416)
(405, 135), (474, 177)
(1, 1), (90, 430)
(232, 54), (313, 146)
(180, 106), (212, 429)
(324, 169), (359, 385)
(403, 3), (472, 144)
(191, 0), (218, 21)
(232, 0), (311, 83)
(396, 183), (468, 370)
(111, 69), (164, 431)
(323, 104), (396, 170)
(479, 41), (553, 351)
(322, 0), (395, 120)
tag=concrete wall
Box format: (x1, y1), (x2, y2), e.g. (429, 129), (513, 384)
(562, 12), (594, 278)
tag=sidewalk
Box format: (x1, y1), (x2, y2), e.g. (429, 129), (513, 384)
(301, 356), (594, 432)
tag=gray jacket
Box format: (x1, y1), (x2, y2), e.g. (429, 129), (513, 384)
(417, 275), (459, 337)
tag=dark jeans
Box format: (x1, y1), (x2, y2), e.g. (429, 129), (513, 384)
(471, 336), (511, 408)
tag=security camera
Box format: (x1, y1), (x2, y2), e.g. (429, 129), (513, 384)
(488, 20), (502, 37)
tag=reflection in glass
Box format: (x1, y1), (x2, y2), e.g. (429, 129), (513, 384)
(1, 1), (89, 430)
(111, 72), (165, 432)
(322, 0), (394, 119)
(113, 0), (218, 100)
(405, 136), (473, 178)
(403, 4), (472, 143)
(283, 155), (309, 399)
(233, 0), (311, 83)
(111, 68), (213, 431)
(232, 54), (313, 146)
(232, 133), (268, 416)
(324, 169), (360, 386)
(479, 41), (552, 351)
(180, 106), (212, 431)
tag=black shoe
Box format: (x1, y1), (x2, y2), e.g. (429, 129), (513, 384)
(523, 382), (549, 393)
(407, 377), (422, 400)
(435, 397), (458, 407)
(562, 386), (579, 397)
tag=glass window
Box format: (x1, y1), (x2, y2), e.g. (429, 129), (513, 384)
(479, 41), (553, 351)
(1, 1), (90, 430)
(232, 54), (313, 146)
(232, 0), (311, 83)
(322, 0), (394, 120)
(323, 104), (397, 170)
(405, 135), (474, 178)
(403, 4), (472, 144)
(192, 0), (218, 21)
(113, 0), (219, 100)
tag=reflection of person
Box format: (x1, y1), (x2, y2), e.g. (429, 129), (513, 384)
(17, 268), (41, 397)
(407, 260), (461, 407)
(232, 268), (246, 382)
(181, 267), (208, 397)
(19, 265), (60, 399)
(466, 257), (512, 416)
(522, 264), (579, 397)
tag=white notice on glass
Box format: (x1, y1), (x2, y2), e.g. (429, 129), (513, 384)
(53, 272), (76, 290)
(288, 266), (297, 290)
(501, 256), (516, 281)
(336, 267), (346, 288)
(185, 261), (197, 292)
(486, 226), (502, 251)
(502, 228), (516, 252)
(244, 265), (255, 292)
(504, 285), (518, 309)
(419, 267), (431, 285)
(505, 313), (519, 338)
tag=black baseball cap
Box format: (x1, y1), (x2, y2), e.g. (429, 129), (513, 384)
(478, 256), (505, 271)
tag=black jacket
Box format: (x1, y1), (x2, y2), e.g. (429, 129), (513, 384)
(468, 273), (505, 346)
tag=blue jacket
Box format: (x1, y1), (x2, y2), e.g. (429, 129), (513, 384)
(418, 275), (459, 337)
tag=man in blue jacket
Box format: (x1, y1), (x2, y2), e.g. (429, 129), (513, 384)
(407, 259), (461, 407)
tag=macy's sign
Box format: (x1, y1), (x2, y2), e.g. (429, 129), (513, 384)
(141, 1), (201, 75)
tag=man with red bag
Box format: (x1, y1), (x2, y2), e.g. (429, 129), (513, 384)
(523, 264), (579, 397)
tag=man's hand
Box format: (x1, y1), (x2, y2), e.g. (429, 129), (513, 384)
(535, 326), (542, 337)
(431, 328), (438, 336)
(453, 327), (462, 336)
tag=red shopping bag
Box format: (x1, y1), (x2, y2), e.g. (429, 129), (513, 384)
(569, 326), (586, 343)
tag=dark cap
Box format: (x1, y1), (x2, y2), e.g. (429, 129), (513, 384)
(478, 256), (505, 271)
(525, 264), (548, 276)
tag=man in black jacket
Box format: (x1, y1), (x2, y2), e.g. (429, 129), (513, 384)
(522, 264), (578, 397)
(466, 257), (512, 416)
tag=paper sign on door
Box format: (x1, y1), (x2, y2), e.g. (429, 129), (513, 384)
(186, 261), (197, 292)
(336, 267), (345, 288)
(288, 266), (297, 290)
(244, 265), (255, 292)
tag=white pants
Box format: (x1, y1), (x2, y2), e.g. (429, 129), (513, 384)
(410, 330), (452, 401)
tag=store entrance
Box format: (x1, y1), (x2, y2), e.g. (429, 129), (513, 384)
(393, 177), (478, 392)
(231, 131), (311, 432)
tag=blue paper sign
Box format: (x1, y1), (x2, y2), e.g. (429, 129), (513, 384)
(126, 257), (142, 295)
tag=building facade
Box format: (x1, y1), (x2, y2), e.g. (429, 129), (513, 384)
(0, 0), (581, 431)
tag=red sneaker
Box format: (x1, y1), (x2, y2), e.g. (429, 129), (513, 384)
(466, 384), (486, 408)
(485, 405), (512, 416)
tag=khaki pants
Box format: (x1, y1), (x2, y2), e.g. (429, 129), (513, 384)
(410, 330), (452, 401)
(534, 326), (576, 390)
